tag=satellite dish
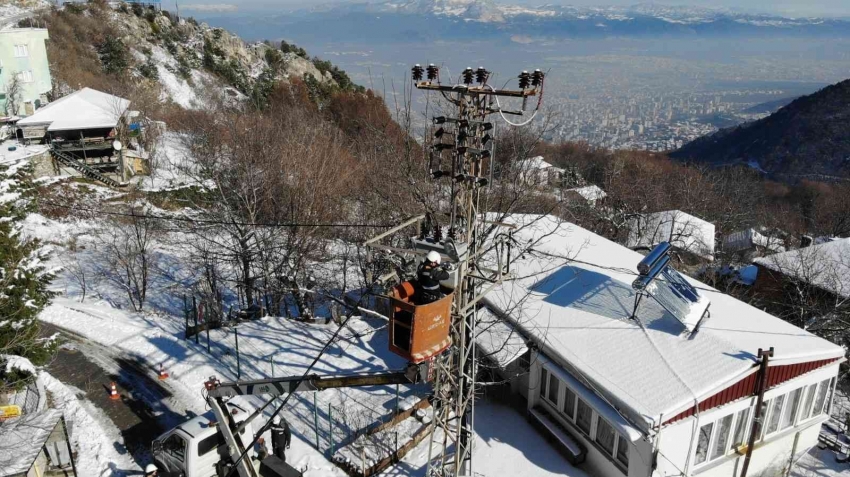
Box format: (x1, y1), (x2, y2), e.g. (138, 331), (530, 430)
(112, 140), (122, 151)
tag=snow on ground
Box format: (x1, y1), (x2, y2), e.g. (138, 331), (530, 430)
(150, 45), (208, 110)
(792, 446), (848, 477)
(133, 132), (198, 191)
(0, 140), (48, 167)
(40, 371), (140, 476)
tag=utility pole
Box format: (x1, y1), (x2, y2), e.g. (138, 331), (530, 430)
(741, 347), (774, 477)
(411, 64), (544, 477)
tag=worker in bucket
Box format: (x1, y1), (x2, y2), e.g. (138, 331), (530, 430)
(416, 251), (450, 304)
(270, 415), (292, 461)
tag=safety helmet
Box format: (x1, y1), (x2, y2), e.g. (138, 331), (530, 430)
(273, 415), (281, 426)
(145, 463), (158, 474)
(426, 251), (441, 265)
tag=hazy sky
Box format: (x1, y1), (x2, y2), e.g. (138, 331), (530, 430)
(168, 1), (850, 18)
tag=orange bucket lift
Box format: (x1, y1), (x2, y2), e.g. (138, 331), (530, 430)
(384, 282), (454, 363)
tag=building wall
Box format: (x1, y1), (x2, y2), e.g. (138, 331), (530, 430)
(655, 364), (838, 477)
(0, 29), (50, 117)
(524, 350), (839, 477)
(528, 352), (653, 477)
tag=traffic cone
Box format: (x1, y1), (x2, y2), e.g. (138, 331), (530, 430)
(158, 364), (169, 380)
(109, 382), (120, 400)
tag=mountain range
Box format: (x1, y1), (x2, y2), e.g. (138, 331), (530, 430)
(671, 79), (850, 181)
(186, 1), (850, 45)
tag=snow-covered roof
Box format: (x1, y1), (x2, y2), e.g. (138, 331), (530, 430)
(754, 238), (850, 299)
(0, 408), (62, 476)
(723, 228), (785, 254)
(565, 185), (607, 202)
(483, 215), (844, 431)
(16, 88), (130, 132)
(627, 210), (715, 260)
(518, 156), (560, 171)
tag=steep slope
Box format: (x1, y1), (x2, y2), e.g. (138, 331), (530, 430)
(671, 79), (850, 180)
(40, 3), (341, 110)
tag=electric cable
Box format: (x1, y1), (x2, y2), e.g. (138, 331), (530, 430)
(37, 199), (400, 228)
(222, 297), (362, 477)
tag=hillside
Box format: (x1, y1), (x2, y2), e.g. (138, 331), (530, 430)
(35, 2), (349, 110)
(671, 79), (850, 180)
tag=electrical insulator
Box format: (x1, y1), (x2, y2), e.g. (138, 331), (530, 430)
(531, 69), (544, 87)
(462, 67), (474, 85)
(481, 122), (494, 131)
(475, 67), (489, 84)
(427, 64), (439, 81)
(412, 64), (424, 82)
(433, 116), (447, 125)
(434, 127), (446, 139)
(481, 133), (493, 145)
(518, 70), (531, 89)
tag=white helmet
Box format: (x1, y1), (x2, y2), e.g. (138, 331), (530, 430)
(426, 251), (441, 265)
(145, 463), (158, 474)
(273, 415), (281, 426)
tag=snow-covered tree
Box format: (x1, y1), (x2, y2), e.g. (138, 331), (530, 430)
(0, 159), (56, 392)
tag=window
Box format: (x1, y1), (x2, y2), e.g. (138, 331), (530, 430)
(755, 400), (770, 440)
(766, 395), (785, 435)
(547, 372), (560, 405)
(801, 384), (817, 420)
(731, 408), (750, 449)
(540, 368), (549, 399)
(695, 422), (714, 465)
(711, 414), (733, 460)
(596, 417), (616, 455)
(616, 435), (629, 467)
(576, 399), (593, 435)
(781, 388), (802, 430)
(16, 71), (33, 83)
(813, 379), (830, 417)
(198, 432), (225, 456)
(563, 387), (576, 419)
(14, 44), (28, 57)
(823, 378), (836, 415)
(163, 434), (186, 462)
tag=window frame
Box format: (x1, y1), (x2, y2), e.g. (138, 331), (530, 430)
(731, 407), (751, 451)
(546, 371), (561, 406)
(765, 394), (786, 436)
(615, 434), (629, 468)
(595, 415), (617, 456)
(14, 44), (29, 58)
(799, 383), (818, 421)
(563, 386), (577, 420)
(710, 414), (734, 461)
(576, 398), (593, 435)
(694, 421), (714, 465)
(780, 388), (802, 430)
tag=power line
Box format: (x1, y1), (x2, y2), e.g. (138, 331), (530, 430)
(37, 200), (398, 229)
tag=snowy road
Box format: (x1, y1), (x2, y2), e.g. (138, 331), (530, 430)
(42, 323), (192, 471)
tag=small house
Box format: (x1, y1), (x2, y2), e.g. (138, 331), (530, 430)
(15, 88), (147, 185)
(723, 228), (786, 261)
(0, 409), (76, 477)
(477, 215), (843, 477)
(562, 185), (607, 207)
(515, 156), (565, 188)
(0, 28), (51, 118)
(627, 210), (715, 262)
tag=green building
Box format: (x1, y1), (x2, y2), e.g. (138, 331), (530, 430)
(0, 28), (51, 118)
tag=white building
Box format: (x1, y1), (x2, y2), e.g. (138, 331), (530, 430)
(478, 215), (843, 477)
(515, 156), (565, 188)
(563, 185), (607, 207)
(627, 210), (716, 261)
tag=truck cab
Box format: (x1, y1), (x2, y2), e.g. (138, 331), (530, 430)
(153, 402), (256, 477)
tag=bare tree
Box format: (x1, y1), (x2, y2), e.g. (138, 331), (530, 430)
(95, 206), (159, 311)
(4, 75), (23, 117)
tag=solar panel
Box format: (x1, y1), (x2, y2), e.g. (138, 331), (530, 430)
(632, 242), (710, 333)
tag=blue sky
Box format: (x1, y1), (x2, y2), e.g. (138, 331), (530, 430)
(167, 1), (850, 18)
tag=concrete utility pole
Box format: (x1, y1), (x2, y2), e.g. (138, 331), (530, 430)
(741, 347), (774, 477)
(412, 65), (544, 477)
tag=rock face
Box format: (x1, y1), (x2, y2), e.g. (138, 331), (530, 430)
(110, 6), (335, 108)
(671, 79), (850, 181)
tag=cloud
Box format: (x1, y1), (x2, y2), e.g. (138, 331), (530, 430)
(179, 3), (239, 12)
